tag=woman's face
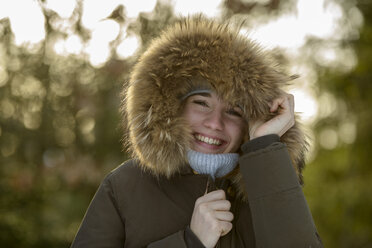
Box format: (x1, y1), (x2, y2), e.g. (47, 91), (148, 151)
(182, 91), (246, 154)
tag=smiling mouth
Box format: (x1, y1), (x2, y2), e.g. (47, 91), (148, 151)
(195, 134), (223, 146)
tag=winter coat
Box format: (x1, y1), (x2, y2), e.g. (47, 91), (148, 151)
(71, 16), (322, 247)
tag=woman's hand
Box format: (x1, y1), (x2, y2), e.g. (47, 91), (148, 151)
(190, 190), (233, 248)
(249, 94), (295, 140)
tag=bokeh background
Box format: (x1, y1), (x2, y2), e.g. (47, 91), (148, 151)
(0, 0), (371, 247)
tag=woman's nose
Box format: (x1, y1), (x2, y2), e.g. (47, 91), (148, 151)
(204, 110), (224, 130)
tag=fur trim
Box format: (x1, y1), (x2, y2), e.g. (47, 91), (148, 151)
(122, 15), (308, 199)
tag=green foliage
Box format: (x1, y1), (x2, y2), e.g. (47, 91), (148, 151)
(303, 1), (372, 247)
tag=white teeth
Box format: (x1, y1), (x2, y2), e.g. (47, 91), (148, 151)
(196, 134), (222, 145)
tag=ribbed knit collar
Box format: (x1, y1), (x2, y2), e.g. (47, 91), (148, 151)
(187, 149), (239, 180)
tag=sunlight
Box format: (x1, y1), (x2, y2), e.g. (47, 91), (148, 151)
(249, 0), (343, 49)
(92, 19), (120, 42)
(5, 0), (45, 46)
(54, 35), (84, 56)
(117, 35), (140, 59)
(171, 0), (223, 17)
(65, 35), (84, 55)
(83, 19), (120, 66)
(289, 88), (318, 123)
(78, 19), (120, 66)
(297, 0), (342, 38)
(123, 0), (157, 18)
(248, 15), (304, 49)
(86, 41), (111, 68)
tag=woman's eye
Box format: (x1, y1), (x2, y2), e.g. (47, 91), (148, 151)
(193, 100), (209, 107)
(227, 108), (243, 117)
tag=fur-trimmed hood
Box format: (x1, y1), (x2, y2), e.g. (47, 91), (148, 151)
(122, 16), (307, 188)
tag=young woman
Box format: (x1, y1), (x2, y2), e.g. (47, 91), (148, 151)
(71, 16), (322, 247)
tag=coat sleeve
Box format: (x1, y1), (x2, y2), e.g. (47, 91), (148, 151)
(239, 135), (323, 248)
(70, 175), (125, 248)
(147, 226), (205, 248)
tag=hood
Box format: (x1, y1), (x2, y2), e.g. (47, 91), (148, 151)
(122, 16), (308, 188)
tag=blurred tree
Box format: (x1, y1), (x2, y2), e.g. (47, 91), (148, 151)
(0, 0), (180, 246)
(302, 0), (372, 247)
(0, 2), (127, 247)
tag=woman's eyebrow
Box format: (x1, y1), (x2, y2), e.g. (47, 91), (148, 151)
(193, 92), (211, 97)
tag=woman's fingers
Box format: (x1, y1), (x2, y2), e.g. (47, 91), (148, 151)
(197, 189), (226, 204)
(270, 94), (294, 113)
(219, 221), (233, 236)
(190, 190), (234, 247)
(214, 211), (234, 222)
(249, 93), (295, 139)
(207, 200), (231, 211)
(270, 97), (283, 112)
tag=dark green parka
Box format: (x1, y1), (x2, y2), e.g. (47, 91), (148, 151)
(71, 16), (322, 248)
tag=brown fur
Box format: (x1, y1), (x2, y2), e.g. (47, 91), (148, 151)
(121, 15), (308, 201)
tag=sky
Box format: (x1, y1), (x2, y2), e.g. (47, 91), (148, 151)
(0, 0), (363, 129)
